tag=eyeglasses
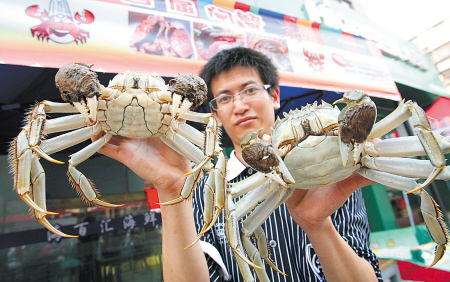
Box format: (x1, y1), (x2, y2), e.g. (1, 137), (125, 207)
(210, 84), (271, 111)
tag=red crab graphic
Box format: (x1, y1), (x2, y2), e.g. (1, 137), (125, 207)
(25, 0), (94, 44)
(303, 48), (325, 72)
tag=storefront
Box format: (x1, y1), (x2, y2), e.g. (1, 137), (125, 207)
(0, 0), (448, 281)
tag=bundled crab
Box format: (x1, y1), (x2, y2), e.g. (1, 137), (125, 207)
(9, 62), (224, 237)
(196, 90), (450, 281)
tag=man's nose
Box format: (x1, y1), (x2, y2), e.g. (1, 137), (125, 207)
(233, 94), (249, 112)
(234, 93), (246, 103)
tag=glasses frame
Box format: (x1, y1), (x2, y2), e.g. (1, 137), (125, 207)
(209, 84), (272, 111)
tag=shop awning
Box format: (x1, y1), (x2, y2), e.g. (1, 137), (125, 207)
(0, 0), (401, 105)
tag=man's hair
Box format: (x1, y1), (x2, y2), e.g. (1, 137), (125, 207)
(199, 47), (279, 104)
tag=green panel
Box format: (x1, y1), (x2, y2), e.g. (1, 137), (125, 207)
(384, 55), (447, 98)
(396, 83), (440, 110)
(127, 166), (145, 193)
(361, 184), (398, 232)
(223, 147), (233, 158)
(432, 180), (450, 213)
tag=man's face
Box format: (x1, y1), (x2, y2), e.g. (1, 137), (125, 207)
(211, 66), (280, 149)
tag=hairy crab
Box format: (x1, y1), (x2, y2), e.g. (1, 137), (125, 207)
(130, 15), (193, 58)
(201, 90), (450, 281)
(9, 63), (223, 237)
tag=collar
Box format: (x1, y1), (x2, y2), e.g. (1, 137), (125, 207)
(226, 150), (247, 181)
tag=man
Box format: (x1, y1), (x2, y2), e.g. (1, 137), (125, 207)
(98, 47), (382, 281)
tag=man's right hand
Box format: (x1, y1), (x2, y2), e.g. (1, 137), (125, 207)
(94, 134), (192, 202)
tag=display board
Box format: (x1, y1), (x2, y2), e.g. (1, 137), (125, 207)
(0, 0), (401, 100)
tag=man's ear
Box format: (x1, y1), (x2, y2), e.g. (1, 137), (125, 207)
(272, 87), (281, 110)
(211, 107), (223, 126)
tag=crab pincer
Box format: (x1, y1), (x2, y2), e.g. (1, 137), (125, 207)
(333, 90), (377, 168)
(241, 129), (295, 186)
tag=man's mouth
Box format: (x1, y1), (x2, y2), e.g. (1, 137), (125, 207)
(236, 117), (255, 126)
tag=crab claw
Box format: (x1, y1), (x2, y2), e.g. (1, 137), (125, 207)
(241, 130), (295, 186)
(55, 63), (101, 124)
(168, 73), (208, 109)
(334, 90), (377, 167)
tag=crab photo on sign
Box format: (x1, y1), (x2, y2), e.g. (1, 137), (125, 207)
(129, 12), (194, 59)
(246, 32), (293, 72)
(193, 22), (244, 61)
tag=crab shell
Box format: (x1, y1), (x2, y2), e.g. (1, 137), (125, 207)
(271, 102), (359, 189)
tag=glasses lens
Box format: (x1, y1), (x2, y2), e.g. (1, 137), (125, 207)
(212, 95), (233, 110)
(211, 85), (270, 111)
(241, 85), (265, 101)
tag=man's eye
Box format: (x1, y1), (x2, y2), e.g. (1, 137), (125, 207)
(244, 87), (258, 95)
(218, 96), (232, 104)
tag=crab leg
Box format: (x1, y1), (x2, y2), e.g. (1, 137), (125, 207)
(242, 226), (288, 282)
(368, 101), (446, 193)
(31, 154), (77, 238)
(239, 189), (292, 276)
(241, 189), (293, 237)
(25, 103), (63, 164)
(242, 233), (270, 282)
(362, 156), (450, 180)
(12, 131), (78, 237)
(228, 172), (269, 198)
(179, 111), (212, 125)
(43, 114), (86, 134)
(184, 115), (221, 175)
(204, 152), (226, 233)
(253, 226), (286, 276)
(162, 128), (207, 166)
(175, 122), (205, 148)
(39, 100), (81, 113)
(364, 134), (450, 158)
(40, 125), (102, 156)
(12, 131), (58, 215)
(359, 168), (450, 267)
(234, 245), (257, 282)
(26, 101), (89, 163)
(67, 131), (121, 208)
(225, 194), (263, 271)
(163, 119), (219, 174)
(235, 180), (278, 220)
(182, 152), (226, 248)
(420, 190), (449, 267)
(159, 170), (203, 206)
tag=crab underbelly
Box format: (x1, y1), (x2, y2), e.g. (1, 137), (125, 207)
(102, 105), (167, 137)
(283, 135), (360, 189)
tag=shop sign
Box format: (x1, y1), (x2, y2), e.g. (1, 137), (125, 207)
(304, 0), (429, 71)
(0, 0), (400, 100)
(0, 210), (162, 248)
(24, 3), (95, 44)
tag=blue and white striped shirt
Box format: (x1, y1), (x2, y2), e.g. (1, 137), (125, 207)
(192, 153), (383, 281)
